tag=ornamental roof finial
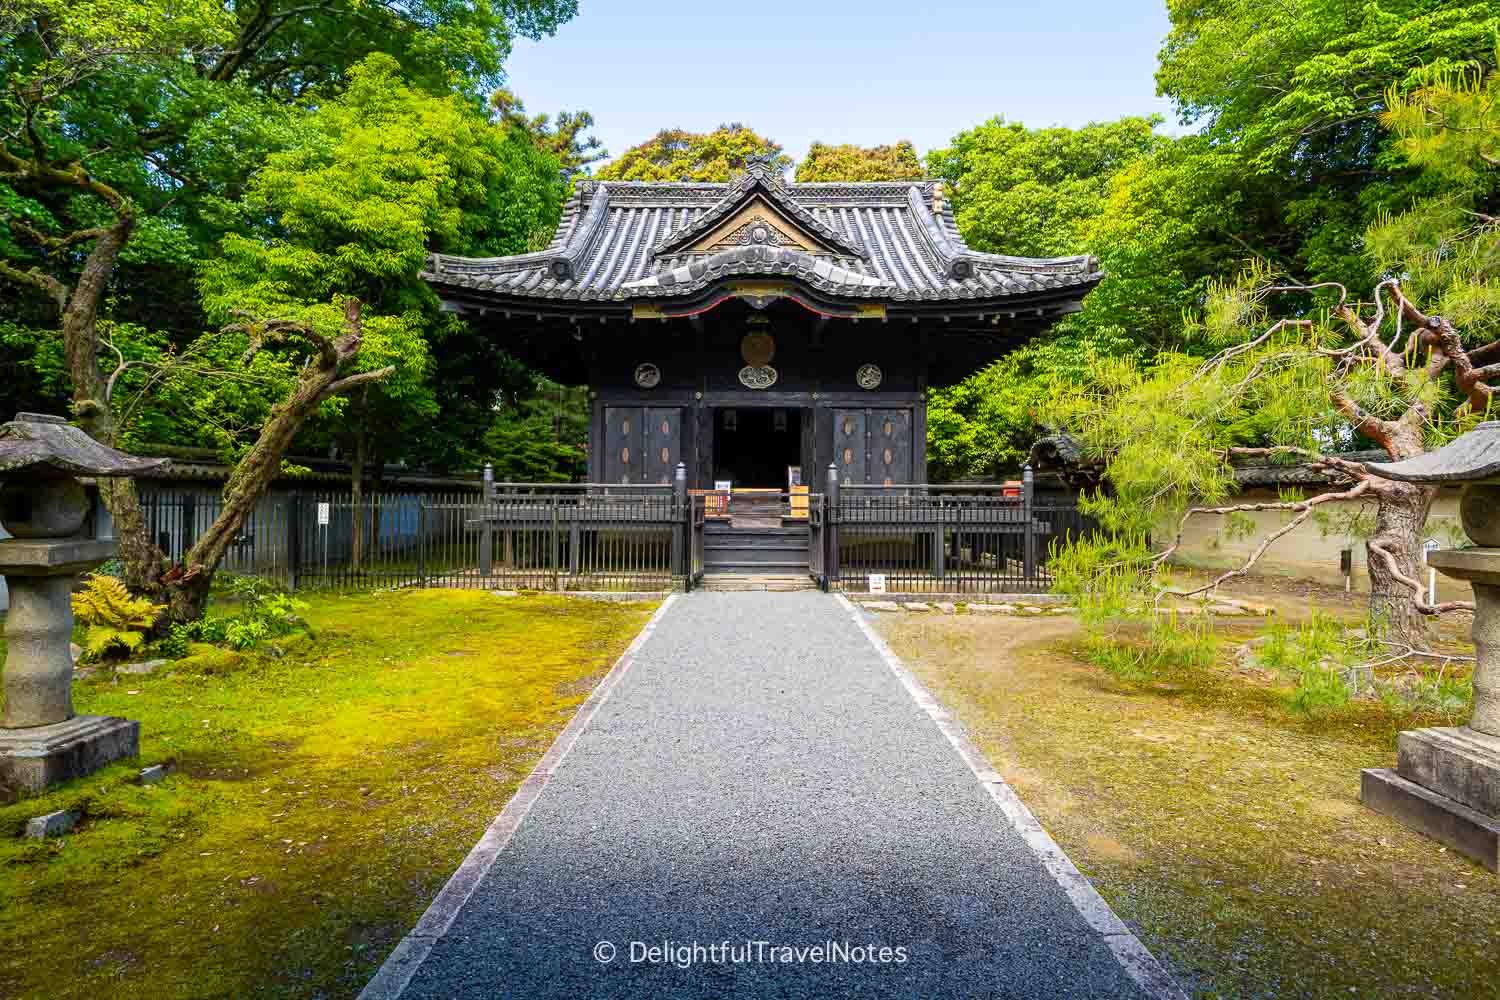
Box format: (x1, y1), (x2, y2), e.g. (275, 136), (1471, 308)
(744, 153), (781, 185)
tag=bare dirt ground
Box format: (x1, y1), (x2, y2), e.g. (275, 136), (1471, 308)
(876, 598), (1500, 1000)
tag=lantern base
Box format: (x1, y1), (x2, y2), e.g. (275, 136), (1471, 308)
(1361, 725), (1500, 871)
(0, 715), (140, 795)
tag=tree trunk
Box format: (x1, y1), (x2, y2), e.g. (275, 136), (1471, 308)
(1365, 480), (1436, 647)
(56, 215), (170, 594)
(161, 300), (393, 622)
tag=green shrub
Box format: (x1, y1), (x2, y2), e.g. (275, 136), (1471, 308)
(1291, 663), (1352, 714)
(173, 580), (312, 652)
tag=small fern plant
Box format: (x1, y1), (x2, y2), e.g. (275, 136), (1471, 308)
(71, 574), (165, 661)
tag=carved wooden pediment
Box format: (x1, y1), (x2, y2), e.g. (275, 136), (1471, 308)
(679, 195), (835, 256)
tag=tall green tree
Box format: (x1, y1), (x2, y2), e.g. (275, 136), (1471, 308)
(1156, 0), (1498, 292)
(928, 116), (1164, 258)
(0, 0), (578, 593)
(596, 125), (790, 182)
(182, 54), (563, 594)
(483, 377), (589, 483)
(491, 88), (605, 181)
(1050, 56), (1500, 646)
(794, 141), (923, 182)
(923, 117), (1163, 476)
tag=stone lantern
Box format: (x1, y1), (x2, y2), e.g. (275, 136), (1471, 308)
(0, 413), (167, 794)
(1361, 421), (1500, 870)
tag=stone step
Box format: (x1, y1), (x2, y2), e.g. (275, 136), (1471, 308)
(703, 540), (811, 554)
(703, 525), (810, 539)
(701, 560), (811, 574)
(698, 574), (819, 592)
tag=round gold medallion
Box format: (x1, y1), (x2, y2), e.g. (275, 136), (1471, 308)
(741, 332), (775, 367)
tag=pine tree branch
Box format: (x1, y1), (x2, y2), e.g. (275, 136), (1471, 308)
(1368, 540), (1474, 616)
(1158, 480), (1372, 600)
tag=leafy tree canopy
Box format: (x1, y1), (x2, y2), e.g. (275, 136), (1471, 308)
(491, 87), (606, 181)
(1159, 0), (1497, 171)
(793, 141), (924, 182)
(595, 125), (790, 182)
(1048, 54), (1500, 641)
(196, 53), (564, 466)
(927, 116), (1164, 258)
(483, 377), (589, 482)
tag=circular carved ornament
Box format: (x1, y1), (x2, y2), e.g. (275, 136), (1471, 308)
(741, 332), (775, 367)
(856, 363), (884, 390)
(739, 365), (778, 390)
(633, 363), (661, 389)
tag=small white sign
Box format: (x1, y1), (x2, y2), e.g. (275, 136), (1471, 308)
(317, 502), (330, 526)
(869, 573), (887, 594)
(1423, 538), (1441, 563)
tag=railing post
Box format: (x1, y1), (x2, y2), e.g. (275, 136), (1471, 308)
(286, 492), (301, 592)
(672, 462), (687, 586)
(479, 463), (494, 578)
(417, 498), (427, 586)
(181, 492), (196, 561)
(550, 493), (560, 592)
(1022, 463), (1036, 584)
(826, 463), (840, 585)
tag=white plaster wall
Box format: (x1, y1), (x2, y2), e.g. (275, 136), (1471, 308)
(1162, 486), (1470, 599)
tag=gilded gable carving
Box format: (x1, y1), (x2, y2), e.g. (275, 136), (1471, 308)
(680, 196), (828, 255)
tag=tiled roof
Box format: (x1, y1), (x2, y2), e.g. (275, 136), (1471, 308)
(1234, 450), (1387, 488)
(1028, 433), (1390, 490)
(423, 161), (1101, 309)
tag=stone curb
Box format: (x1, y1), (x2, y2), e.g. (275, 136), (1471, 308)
(868, 592), (1070, 604)
(491, 590), (672, 603)
(836, 595), (1189, 1000)
(357, 594), (679, 1000)
(858, 600), (1073, 616)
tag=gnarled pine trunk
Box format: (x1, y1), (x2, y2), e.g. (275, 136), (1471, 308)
(161, 301), (393, 623)
(1365, 479), (1436, 648)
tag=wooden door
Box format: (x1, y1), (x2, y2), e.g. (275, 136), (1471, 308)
(833, 407), (911, 485)
(603, 406), (643, 484)
(868, 408), (912, 486)
(833, 409), (866, 485)
(644, 407), (681, 485)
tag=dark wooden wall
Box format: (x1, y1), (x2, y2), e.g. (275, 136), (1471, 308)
(584, 300), (941, 489)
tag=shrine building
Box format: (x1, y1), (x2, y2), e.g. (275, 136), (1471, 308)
(422, 157), (1101, 491)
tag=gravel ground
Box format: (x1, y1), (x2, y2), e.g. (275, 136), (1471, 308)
(398, 592), (1147, 999)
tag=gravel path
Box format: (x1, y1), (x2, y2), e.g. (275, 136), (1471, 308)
(385, 592), (1158, 999)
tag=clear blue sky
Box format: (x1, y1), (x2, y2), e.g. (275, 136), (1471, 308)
(503, 1), (1178, 170)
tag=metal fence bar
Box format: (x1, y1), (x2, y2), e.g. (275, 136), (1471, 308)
(132, 479), (1094, 596)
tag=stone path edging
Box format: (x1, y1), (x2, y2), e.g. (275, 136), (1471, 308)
(836, 594), (1189, 1000)
(357, 594), (679, 1000)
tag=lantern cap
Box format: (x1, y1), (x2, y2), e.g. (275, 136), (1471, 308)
(1363, 421), (1500, 486)
(0, 413), (169, 478)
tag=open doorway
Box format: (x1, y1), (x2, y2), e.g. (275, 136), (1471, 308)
(712, 407), (802, 489)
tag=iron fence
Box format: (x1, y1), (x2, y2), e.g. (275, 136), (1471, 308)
(821, 472), (1098, 594)
(133, 467), (1095, 595)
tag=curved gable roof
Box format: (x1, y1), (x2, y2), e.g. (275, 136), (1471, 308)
(423, 168), (1101, 314)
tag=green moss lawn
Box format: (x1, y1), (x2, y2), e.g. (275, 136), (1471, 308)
(879, 605), (1500, 1000)
(0, 589), (655, 999)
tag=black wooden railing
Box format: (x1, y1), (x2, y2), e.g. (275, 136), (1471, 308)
(133, 463), (1092, 595)
(818, 466), (1097, 594)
